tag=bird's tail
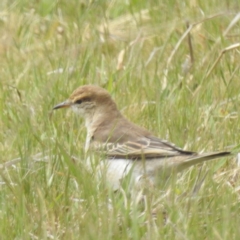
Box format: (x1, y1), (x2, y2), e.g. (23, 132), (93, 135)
(179, 151), (232, 171)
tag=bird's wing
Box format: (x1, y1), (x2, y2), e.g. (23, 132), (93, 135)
(93, 136), (195, 159)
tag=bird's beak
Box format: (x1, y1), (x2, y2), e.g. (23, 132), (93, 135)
(53, 100), (72, 110)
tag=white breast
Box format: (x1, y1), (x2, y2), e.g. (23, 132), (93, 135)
(97, 158), (161, 191)
(97, 159), (134, 191)
(86, 153), (177, 191)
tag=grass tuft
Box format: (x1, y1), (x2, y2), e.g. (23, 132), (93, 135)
(0, 1), (240, 239)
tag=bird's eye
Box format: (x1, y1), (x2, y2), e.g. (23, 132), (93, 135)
(75, 99), (82, 104)
(74, 97), (91, 104)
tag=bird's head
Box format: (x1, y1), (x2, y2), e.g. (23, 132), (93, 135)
(53, 85), (118, 119)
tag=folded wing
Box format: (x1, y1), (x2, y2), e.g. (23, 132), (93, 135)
(95, 136), (195, 159)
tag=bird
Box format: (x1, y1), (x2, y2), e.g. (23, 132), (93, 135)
(52, 84), (231, 190)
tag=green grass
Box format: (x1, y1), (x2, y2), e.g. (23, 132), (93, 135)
(1, 0), (240, 239)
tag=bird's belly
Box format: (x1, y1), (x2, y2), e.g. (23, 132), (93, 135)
(99, 158), (172, 190)
(99, 159), (135, 191)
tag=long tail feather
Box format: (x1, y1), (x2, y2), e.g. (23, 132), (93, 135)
(179, 151), (232, 170)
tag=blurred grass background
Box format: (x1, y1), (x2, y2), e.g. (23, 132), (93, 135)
(0, 0), (240, 239)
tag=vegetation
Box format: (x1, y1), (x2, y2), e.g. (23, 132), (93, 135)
(0, 0), (240, 239)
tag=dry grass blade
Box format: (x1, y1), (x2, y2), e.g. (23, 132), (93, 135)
(206, 43), (240, 78)
(162, 12), (227, 90)
(0, 152), (51, 169)
(200, 12), (240, 68)
(162, 24), (193, 90)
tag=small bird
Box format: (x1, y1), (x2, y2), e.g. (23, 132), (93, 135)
(53, 85), (231, 190)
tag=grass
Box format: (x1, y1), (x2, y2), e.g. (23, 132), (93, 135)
(0, 0), (240, 239)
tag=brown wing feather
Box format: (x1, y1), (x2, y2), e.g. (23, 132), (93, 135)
(93, 136), (195, 159)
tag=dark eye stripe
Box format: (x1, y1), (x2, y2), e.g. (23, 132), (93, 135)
(75, 99), (82, 104)
(74, 97), (91, 104)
